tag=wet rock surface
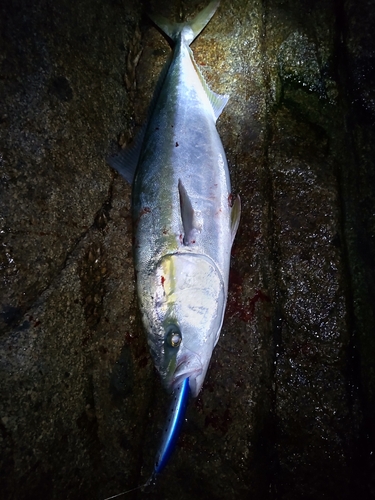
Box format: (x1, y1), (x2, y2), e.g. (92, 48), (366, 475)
(1, 0), (375, 499)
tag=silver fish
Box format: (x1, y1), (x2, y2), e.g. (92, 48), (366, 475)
(109, 0), (240, 399)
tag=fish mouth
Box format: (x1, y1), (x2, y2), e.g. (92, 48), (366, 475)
(171, 353), (203, 396)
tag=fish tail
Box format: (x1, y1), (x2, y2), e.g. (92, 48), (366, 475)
(149, 0), (220, 46)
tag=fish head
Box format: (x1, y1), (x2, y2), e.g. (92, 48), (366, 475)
(146, 253), (226, 398)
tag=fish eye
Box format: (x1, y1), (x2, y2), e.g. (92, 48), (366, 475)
(165, 325), (182, 348)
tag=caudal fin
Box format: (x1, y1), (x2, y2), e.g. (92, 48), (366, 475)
(149, 0), (220, 46)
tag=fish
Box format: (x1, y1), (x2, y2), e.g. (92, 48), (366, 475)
(107, 0), (240, 484)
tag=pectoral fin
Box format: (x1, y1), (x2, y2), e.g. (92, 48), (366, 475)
(178, 180), (201, 245)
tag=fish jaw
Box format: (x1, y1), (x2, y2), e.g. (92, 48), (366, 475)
(171, 350), (203, 397)
(140, 252), (226, 398)
(172, 350), (210, 398)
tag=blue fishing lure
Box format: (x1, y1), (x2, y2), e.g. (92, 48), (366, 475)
(153, 377), (190, 476)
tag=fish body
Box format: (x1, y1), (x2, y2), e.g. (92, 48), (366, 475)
(109, 0), (240, 399)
